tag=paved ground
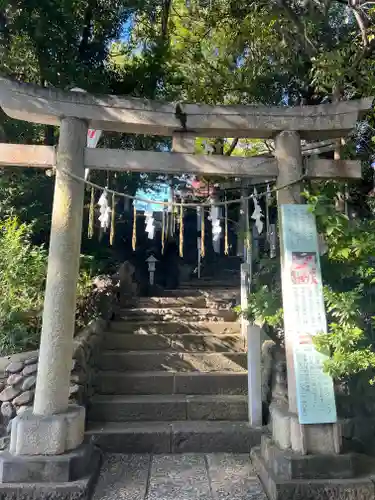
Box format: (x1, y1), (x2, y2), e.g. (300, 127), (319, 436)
(93, 453), (267, 500)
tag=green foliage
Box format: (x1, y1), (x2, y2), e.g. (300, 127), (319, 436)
(75, 269), (95, 330)
(0, 217), (46, 354)
(0, 0), (166, 250)
(313, 323), (375, 379)
(247, 190), (375, 382)
(76, 269), (94, 303)
(0, 169), (54, 239)
(0, 217), (108, 355)
(243, 257), (284, 346)
(245, 258), (283, 332)
(308, 192), (375, 380)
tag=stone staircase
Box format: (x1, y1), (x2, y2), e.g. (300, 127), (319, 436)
(86, 263), (262, 453)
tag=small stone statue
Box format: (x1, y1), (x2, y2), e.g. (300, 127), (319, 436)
(272, 355), (288, 405)
(261, 340), (288, 424)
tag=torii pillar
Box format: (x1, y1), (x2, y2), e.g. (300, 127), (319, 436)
(272, 130), (341, 455)
(33, 118), (87, 419)
(2, 118), (94, 485)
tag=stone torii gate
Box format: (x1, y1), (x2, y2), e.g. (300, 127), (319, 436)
(0, 77), (371, 497)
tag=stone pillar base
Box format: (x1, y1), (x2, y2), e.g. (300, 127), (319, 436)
(0, 444), (96, 483)
(270, 401), (341, 454)
(0, 445), (101, 500)
(10, 405), (85, 456)
(251, 435), (375, 500)
(0, 405), (100, 500)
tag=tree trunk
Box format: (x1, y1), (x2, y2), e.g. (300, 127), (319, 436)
(161, 0), (172, 41)
(79, 0), (97, 61)
(0, 108), (7, 142)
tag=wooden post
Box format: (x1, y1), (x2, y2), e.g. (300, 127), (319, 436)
(241, 187), (261, 427)
(237, 188), (246, 258)
(240, 263), (249, 338)
(247, 323), (262, 427)
(197, 207), (202, 279)
(172, 132), (196, 264)
(244, 189), (250, 262)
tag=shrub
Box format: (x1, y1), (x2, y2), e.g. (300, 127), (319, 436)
(0, 217), (46, 354)
(0, 217), (103, 355)
(245, 192), (375, 383)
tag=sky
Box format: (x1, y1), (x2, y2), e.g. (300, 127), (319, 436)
(120, 16), (134, 43)
(134, 183), (172, 213)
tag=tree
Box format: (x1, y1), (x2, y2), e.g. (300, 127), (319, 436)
(0, 217), (46, 354)
(0, 0), (175, 248)
(121, 0), (374, 106)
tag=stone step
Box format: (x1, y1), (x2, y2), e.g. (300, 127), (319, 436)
(86, 420), (262, 453)
(182, 275), (240, 280)
(180, 282), (239, 289)
(137, 296), (207, 308)
(136, 295), (237, 310)
(88, 394), (248, 422)
(158, 289), (204, 297)
(109, 321), (241, 335)
(95, 371), (247, 395)
(97, 351), (247, 372)
(117, 307), (237, 322)
(161, 288), (238, 298)
(104, 332), (246, 352)
(183, 278), (240, 285)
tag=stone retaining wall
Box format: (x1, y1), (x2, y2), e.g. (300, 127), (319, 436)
(0, 260), (138, 449)
(70, 317), (108, 407)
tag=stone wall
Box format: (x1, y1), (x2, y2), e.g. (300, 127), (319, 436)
(0, 260), (138, 450)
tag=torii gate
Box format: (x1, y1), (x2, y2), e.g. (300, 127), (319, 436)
(0, 77), (372, 491)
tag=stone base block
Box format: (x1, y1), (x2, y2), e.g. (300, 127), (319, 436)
(251, 444), (375, 500)
(270, 401), (341, 454)
(261, 435), (355, 480)
(10, 404), (85, 455)
(270, 402), (294, 450)
(0, 447), (101, 500)
(0, 444), (94, 483)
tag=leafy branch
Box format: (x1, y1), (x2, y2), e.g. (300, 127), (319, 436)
(245, 190), (375, 383)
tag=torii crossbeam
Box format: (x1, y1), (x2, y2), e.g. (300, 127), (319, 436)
(0, 76), (372, 139)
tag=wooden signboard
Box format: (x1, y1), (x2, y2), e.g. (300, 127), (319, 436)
(280, 204), (337, 425)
